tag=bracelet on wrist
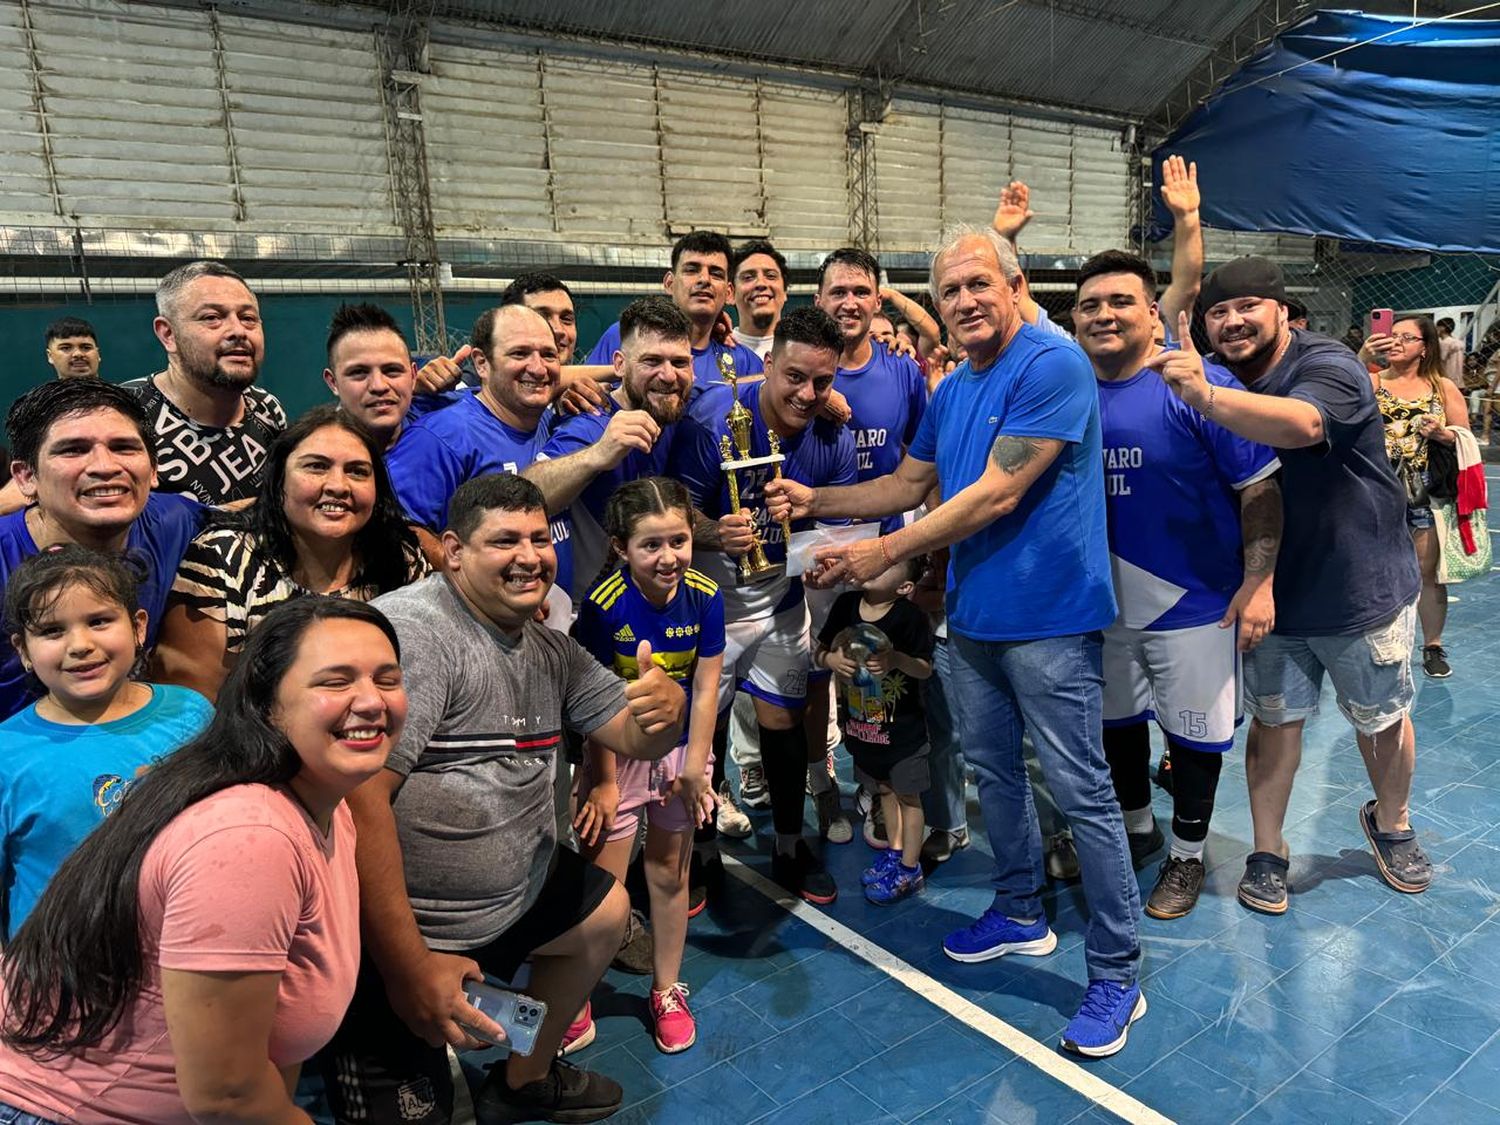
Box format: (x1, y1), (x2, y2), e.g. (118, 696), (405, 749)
(879, 535), (897, 568)
(1202, 383), (1217, 420)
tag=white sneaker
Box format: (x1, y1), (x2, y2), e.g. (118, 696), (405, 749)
(715, 782), (752, 838)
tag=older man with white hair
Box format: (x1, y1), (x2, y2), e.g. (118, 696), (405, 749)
(766, 224), (1142, 1058)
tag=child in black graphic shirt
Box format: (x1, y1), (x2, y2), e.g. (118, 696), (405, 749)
(815, 556), (933, 903)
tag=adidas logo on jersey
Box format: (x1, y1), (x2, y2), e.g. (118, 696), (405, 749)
(614, 625), (636, 642)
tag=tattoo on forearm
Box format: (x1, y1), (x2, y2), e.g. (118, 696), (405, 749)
(1240, 482), (1283, 577)
(990, 434), (1042, 474)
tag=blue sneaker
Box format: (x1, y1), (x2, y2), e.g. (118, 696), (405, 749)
(1060, 980), (1147, 1058)
(865, 863), (924, 904)
(861, 850), (903, 886)
(942, 908), (1058, 963)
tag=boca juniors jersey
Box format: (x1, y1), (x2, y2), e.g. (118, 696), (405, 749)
(675, 381), (857, 618)
(574, 566), (726, 732)
(1098, 361), (1279, 631)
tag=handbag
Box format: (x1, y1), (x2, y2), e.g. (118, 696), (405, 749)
(1433, 499), (1492, 583)
(1426, 438), (1459, 501)
(1397, 460), (1429, 508)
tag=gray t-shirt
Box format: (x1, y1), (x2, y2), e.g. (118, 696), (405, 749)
(373, 574), (625, 950)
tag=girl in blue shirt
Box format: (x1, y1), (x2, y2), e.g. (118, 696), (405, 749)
(572, 478), (726, 1055)
(0, 546), (211, 938)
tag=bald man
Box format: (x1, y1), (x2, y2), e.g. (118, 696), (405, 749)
(385, 304), (561, 532)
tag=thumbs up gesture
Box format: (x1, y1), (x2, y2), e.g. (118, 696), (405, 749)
(623, 640), (686, 740)
(1144, 312), (1211, 413)
(415, 344), (475, 395)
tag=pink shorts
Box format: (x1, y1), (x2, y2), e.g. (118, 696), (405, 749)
(576, 743), (712, 843)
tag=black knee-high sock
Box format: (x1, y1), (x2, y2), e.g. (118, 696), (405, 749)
(760, 723), (810, 837)
(1102, 721), (1152, 812)
(1166, 739), (1223, 844)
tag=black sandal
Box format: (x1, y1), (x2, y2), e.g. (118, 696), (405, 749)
(1359, 800), (1432, 894)
(1238, 851), (1290, 915)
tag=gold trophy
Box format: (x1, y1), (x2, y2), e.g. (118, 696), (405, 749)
(717, 353), (793, 581)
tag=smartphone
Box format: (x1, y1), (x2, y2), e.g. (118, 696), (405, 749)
(1369, 307), (1395, 336)
(461, 981), (548, 1056)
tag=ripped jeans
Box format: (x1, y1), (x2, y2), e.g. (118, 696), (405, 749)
(1243, 600), (1417, 736)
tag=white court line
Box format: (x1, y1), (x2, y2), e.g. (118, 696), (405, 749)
(723, 855), (1175, 1125)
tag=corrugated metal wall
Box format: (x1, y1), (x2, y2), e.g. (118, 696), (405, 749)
(0, 0), (1135, 256)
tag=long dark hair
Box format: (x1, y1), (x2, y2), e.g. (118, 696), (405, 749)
(1, 597), (401, 1054)
(230, 404), (421, 593)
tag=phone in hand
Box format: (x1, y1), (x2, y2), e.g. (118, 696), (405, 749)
(1369, 307), (1395, 337)
(461, 981), (548, 1056)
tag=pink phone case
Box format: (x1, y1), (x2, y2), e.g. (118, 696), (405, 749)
(1369, 308), (1395, 336)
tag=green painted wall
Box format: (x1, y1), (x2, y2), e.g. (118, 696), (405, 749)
(0, 291), (637, 427)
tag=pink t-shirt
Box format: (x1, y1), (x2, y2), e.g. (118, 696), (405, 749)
(0, 784), (359, 1124)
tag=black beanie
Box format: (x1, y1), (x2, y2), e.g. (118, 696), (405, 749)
(1199, 256), (1287, 312)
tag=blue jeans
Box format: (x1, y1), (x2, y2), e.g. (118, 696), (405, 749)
(921, 638), (968, 833)
(949, 631), (1141, 984)
(0, 1104), (60, 1125)
(925, 638), (1066, 837)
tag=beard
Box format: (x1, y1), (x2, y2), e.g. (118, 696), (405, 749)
(1216, 330), (1280, 379)
(179, 339), (260, 390)
(624, 378), (687, 426)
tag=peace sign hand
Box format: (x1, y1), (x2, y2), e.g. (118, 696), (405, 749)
(1143, 312), (1211, 413)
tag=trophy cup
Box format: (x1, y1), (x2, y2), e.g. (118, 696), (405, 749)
(717, 353), (793, 581)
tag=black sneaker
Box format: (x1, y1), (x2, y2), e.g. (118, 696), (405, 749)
(739, 764), (770, 809)
(1145, 856), (1205, 919)
(1153, 751), (1174, 794)
(1127, 822), (1165, 869)
(863, 798), (889, 849)
(475, 1057), (622, 1123)
(610, 908), (653, 974)
(771, 839), (838, 905)
(920, 826), (970, 865)
(1423, 645), (1452, 679)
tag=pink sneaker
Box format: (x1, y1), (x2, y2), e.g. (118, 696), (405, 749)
(649, 984), (697, 1054)
(558, 1001), (595, 1056)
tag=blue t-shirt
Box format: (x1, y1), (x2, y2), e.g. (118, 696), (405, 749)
(385, 391), (544, 531)
(676, 381), (858, 617)
(536, 399), (687, 602)
(574, 566), (726, 739)
(586, 323), (763, 387)
(0, 683), (213, 936)
(909, 324), (1115, 642)
(0, 494), (206, 721)
(1236, 328), (1419, 636)
(837, 342), (928, 536)
(1098, 362), (1279, 630)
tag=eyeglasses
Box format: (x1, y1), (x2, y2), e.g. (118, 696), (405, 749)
(1391, 333), (1422, 344)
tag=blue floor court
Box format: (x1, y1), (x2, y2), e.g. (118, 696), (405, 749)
(451, 497), (1500, 1124)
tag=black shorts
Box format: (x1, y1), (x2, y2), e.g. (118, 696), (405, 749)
(321, 845), (615, 1125)
(851, 739), (931, 795)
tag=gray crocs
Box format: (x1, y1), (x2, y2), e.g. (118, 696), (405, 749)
(1238, 851), (1290, 915)
(1359, 800), (1432, 894)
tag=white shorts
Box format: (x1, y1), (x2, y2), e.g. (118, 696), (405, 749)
(720, 599), (812, 712)
(1102, 619), (1241, 752)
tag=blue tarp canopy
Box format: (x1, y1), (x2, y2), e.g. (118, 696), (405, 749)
(1151, 10), (1500, 254)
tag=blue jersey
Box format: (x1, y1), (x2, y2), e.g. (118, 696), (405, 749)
(675, 381), (857, 617)
(909, 325), (1114, 642)
(536, 399), (686, 601)
(836, 342), (928, 535)
(0, 684), (212, 936)
(1098, 363), (1279, 630)
(385, 391), (543, 531)
(574, 567), (726, 739)
(0, 493), (206, 720)
(587, 323), (763, 387)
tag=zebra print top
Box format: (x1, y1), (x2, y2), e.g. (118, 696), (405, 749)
(169, 525), (430, 654)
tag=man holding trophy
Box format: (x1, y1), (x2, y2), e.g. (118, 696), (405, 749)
(675, 306), (858, 903)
